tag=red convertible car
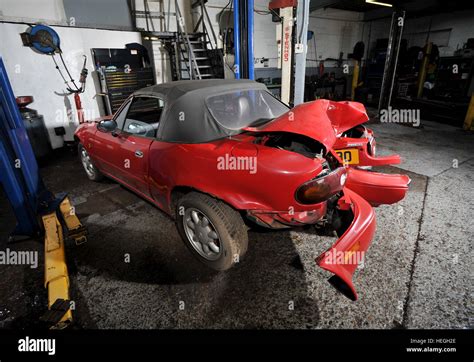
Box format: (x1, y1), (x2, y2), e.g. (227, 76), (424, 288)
(75, 79), (409, 300)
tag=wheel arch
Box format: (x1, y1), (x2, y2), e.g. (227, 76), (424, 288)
(169, 185), (244, 220)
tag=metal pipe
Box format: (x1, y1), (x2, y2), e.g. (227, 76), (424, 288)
(388, 10), (405, 107)
(294, 0), (310, 105)
(203, 0), (219, 50)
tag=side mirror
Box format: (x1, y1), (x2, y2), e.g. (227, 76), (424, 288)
(97, 119), (117, 133)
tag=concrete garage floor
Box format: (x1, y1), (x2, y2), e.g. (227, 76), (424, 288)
(0, 120), (472, 329)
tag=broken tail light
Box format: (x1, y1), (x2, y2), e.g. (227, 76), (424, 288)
(295, 167), (347, 205)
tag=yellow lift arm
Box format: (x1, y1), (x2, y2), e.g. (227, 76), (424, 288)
(41, 196), (87, 329)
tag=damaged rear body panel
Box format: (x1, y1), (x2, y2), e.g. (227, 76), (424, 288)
(314, 99), (402, 167)
(245, 99), (410, 298)
(335, 126), (401, 167)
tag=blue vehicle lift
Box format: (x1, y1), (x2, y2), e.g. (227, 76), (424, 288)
(0, 56), (86, 328)
(233, 0), (254, 80)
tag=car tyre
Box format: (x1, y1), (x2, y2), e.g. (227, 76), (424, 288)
(78, 143), (104, 181)
(176, 192), (248, 271)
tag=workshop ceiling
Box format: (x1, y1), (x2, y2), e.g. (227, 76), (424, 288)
(310, 0), (474, 18)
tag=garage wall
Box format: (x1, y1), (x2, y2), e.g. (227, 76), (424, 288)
(364, 9), (474, 57)
(204, 1), (364, 71)
(0, 23), (141, 149)
(62, 0), (133, 30)
(308, 8), (364, 67)
(0, 0), (133, 29)
(0, 0), (68, 24)
(182, 0), (279, 69)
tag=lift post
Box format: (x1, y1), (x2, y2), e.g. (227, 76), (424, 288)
(0, 57), (86, 328)
(233, 0), (255, 80)
(269, 0), (310, 106)
(378, 9), (405, 113)
(270, 0), (297, 105)
(293, 0), (310, 106)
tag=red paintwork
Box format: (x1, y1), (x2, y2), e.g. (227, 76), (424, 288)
(268, 0), (297, 10)
(75, 96), (411, 300)
(333, 131), (401, 167)
(318, 99), (402, 167)
(345, 168), (410, 207)
(322, 100), (369, 135)
(244, 100), (338, 150)
(317, 188), (376, 301)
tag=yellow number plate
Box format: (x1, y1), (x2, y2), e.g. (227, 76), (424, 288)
(335, 149), (359, 165)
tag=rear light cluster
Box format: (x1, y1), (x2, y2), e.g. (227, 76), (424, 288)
(295, 166), (347, 205)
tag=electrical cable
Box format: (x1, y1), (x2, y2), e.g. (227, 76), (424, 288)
(218, 0), (232, 28)
(219, 0), (232, 55)
(51, 54), (70, 87)
(58, 50), (80, 91)
(51, 51), (87, 94)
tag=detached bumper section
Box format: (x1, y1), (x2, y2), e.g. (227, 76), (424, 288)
(345, 168), (411, 206)
(316, 188), (376, 301)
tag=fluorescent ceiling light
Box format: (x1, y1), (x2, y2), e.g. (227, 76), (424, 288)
(366, 0), (393, 7)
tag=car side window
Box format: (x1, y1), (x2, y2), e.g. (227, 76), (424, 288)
(114, 100), (132, 130)
(123, 96), (164, 138)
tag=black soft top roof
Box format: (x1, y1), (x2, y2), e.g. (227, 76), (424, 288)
(134, 79), (266, 100)
(133, 79), (268, 143)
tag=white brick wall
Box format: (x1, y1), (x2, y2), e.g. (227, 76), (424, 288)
(307, 8), (364, 68)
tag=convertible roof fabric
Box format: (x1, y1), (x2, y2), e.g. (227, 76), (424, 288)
(133, 79), (268, 143)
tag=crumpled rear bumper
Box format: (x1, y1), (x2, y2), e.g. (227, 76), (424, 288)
(361, 136), (401, 167)
(359, 150), (401, 167)
(247, 206), (326, 229)
(345, 168), (410, 206)
(316, 187), (376, 301)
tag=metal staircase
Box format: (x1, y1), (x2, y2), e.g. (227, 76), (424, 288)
(131, 0), (224, 81)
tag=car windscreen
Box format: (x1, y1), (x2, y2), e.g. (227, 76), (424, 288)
(205, 89), (289, 131)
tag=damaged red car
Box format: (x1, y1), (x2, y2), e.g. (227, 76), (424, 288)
(75, 79), (410, 300)
(326, 100), (402, 168)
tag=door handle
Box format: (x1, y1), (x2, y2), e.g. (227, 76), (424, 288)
(134, 150), (144, 158)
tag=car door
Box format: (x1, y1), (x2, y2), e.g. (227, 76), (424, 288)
(118, 96), (164, 197)
(91, 99), (132, 176)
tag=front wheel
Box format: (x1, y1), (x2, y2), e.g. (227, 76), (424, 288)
(175, 192), (248, 271)
(78, 143), (103, 181)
